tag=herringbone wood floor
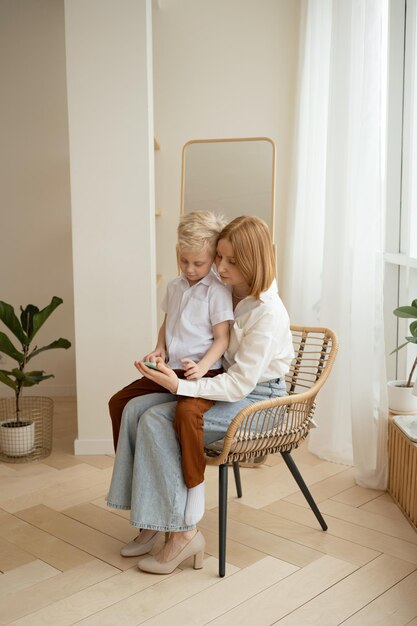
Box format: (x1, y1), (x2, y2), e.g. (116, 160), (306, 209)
(0, 398), (416, 625)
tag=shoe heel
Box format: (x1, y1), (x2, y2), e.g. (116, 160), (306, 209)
(193, 550), (204, 570)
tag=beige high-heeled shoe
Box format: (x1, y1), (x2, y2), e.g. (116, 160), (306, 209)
(120, 530), (168, 557)
(138, 530), (205, 574)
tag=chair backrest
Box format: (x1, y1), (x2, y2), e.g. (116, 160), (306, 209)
(286, 326), (338, 396)
(205, 325), (338, 464)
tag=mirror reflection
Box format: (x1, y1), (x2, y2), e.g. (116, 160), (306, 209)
(180, 138), (276, 238)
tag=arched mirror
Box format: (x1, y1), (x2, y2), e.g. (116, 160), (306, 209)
(180, 137), (276, 239)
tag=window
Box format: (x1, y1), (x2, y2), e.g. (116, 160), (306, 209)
(385, 0), (417, 382)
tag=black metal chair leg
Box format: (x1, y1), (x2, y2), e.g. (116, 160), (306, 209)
(232, 461), (242, 498)
(219, 463), (228, 577)
(281, 451), (328, 531)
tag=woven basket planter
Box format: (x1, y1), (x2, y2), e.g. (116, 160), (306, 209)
(0, 397), (53, 463)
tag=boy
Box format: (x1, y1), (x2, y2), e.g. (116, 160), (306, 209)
(109, 211), (233, 526)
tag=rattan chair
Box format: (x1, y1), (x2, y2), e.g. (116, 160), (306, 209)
(204, 325), (338, 576)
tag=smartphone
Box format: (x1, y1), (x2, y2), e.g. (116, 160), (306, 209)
(143, 361), (159, 370)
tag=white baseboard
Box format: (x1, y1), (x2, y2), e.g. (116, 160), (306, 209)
(74, 438), (115, 455)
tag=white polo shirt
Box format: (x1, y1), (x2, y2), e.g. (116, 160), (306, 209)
(162, 270), (234, 369)
(176, 280), (294, 401)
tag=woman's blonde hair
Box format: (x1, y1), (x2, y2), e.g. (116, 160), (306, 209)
(219, 215), (276, 298)
(177, 211), (227, 256)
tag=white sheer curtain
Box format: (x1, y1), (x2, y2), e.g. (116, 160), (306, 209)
(283, 0), (388, 488)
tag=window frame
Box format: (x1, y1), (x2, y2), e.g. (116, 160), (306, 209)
(385, 0), (417, 383)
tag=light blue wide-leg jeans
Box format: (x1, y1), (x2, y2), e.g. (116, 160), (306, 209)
(107, 379), (287, 531)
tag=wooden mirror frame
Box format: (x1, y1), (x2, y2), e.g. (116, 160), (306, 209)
(180, 137), (276, 241)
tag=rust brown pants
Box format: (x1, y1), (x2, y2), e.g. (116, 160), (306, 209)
(108, 368), (221, 488)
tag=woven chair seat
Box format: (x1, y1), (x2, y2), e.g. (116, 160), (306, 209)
(205, 419), (314, 462)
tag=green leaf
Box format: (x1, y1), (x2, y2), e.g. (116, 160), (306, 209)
(21, 370), (54, 387)
(390, 341), (408, 355)
(0, 370), (18, 391)
(393, 305), (417, 319)
(0, 301), (27, 345)
(27, 338), (71, 362)
(10, 368), (25, 381)
(412, 299), (417, 309)
(29, 296), (63, 341)
(410, 321), (417, 337)
(20, 304), (39, 337)
(405, 336), (417, 344)
(0, 332), (24, 363)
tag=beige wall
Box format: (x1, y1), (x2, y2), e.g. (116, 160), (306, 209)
(0, 0), (75, 396)
(153, 0), (302, 316)
(65, 0), (156, 453)
(0, 0), (301, 451)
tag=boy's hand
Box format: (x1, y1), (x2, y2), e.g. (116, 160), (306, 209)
(181, 358), (208, 380)
(143, 349), (166, 363)
(135, 358), (179, 393)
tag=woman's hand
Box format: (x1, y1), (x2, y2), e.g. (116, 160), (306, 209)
(135, 358), (179, 394)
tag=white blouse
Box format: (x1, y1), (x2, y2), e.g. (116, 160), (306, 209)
(176, 280), (294, 402)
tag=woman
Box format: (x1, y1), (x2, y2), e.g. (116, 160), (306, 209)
(107, 215), (294, 574)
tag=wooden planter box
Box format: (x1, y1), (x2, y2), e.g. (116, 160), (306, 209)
(388, 414), (417, 531)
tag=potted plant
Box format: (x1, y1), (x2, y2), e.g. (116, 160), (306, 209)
(388, 299), (417, 413)
(0, 296), (71, 457)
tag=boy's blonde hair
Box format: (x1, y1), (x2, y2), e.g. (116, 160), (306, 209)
(219, 215), (276, 299)
(177, 211), (227, 256)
